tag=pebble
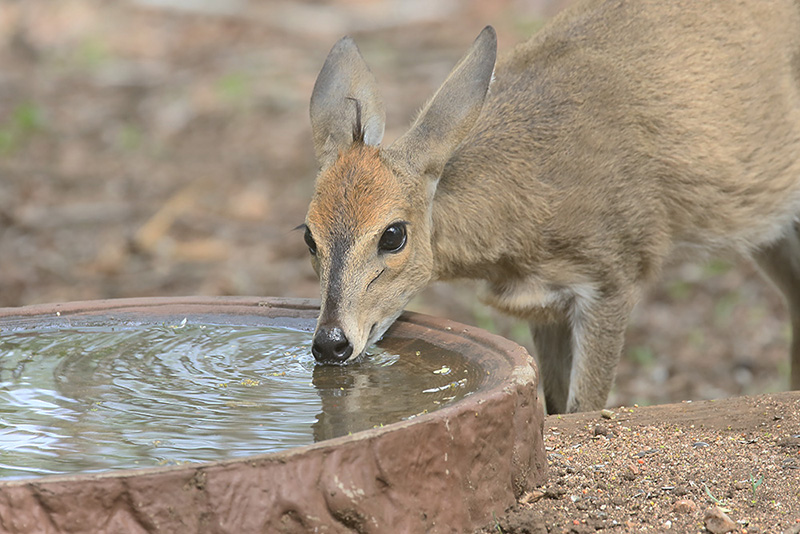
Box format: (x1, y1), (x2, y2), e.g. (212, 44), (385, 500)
(600, 409), (615, 419)
(621, 461), (639, 481)
(704, 506), (737, 534)
(672, 499), (697, 514)
(593, 424), (608, 437)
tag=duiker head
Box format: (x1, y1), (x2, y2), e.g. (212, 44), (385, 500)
(304, 27), (497, 363)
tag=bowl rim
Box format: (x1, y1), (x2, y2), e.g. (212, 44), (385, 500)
(0, 296), (538, 487)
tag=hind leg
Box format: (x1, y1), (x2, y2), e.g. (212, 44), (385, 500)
(754, 222), (800, 390)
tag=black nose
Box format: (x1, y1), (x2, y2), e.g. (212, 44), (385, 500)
(312, 326), (353, 363)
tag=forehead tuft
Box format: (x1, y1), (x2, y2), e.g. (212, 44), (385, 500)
(308, 144), (401, 234)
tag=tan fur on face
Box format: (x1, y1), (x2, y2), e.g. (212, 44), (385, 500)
(308, 144), (402, 237)
(306, 144), (433, 360)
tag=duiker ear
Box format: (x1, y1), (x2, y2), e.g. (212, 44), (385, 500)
(389, 26), (496, 178)
(310, 36), (386, 168)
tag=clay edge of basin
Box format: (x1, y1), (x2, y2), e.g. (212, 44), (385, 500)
(0, 297), (546, 534)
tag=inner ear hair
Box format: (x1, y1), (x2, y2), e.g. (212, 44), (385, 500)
(347, 97), (365, 145)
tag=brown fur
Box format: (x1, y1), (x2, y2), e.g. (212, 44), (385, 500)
(308, 145), (398, 236)
(306, 0), (800, 413)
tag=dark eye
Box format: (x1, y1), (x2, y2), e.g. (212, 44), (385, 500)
(303, 226), (317, 255)
(378, 222), (407, 253)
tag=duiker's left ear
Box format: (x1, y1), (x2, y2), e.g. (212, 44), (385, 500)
(310, 36), (386, 168)
(388, 26), (497, 178)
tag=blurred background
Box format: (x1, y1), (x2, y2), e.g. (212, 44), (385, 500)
(0, 0), (790, 407)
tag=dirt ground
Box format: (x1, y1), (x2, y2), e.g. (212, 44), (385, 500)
(0, 1), (797, 532)
(476, 392), (800, 534)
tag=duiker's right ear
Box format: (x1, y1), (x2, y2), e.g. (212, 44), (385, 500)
(310, 37), (386, 168)
(388, 26), (497, 178)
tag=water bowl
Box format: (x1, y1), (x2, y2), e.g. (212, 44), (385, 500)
(0, 297), (546, 533)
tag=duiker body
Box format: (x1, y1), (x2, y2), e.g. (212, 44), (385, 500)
(303, 0), (800, 413)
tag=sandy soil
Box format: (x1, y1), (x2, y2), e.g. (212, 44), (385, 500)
(476, 392), (800, 533)
(0, 1), (797, 532)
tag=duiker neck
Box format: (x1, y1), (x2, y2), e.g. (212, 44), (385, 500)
(429, 138), (553, 282)
(428, 43), (633, 285)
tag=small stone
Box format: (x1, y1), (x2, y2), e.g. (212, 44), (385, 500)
(704, 506), (737, 534)
(600, 409), (615, 419)
(693, 441), (710, 448)
(593, 424), (608, 437)
(672, 499), (697, 514)
(621, 461), (639, 481)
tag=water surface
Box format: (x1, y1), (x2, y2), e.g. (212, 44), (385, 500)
(0, 321), (482, 479)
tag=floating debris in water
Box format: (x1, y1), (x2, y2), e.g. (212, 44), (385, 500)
(423, 378), (467, 393)
(170, 318), (188, 329)
(225, 401), (257, 408)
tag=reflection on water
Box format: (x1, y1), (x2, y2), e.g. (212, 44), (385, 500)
(310, 337), (484, 442)
(0, 322), (482, 479)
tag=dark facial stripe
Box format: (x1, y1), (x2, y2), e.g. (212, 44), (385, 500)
(319, 233), (352, 324)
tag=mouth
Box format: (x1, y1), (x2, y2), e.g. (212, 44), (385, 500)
(350, 323), (379, 361)
(368, 322), (378, 342)
(315, 313), (403, 365)
(348, 322), (382, 363)
(365, 312), (402, 348)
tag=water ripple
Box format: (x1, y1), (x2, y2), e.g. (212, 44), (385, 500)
(0, 322), (482, 479)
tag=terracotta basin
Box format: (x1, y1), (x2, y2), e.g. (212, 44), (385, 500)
(0, 297), (546, 534)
